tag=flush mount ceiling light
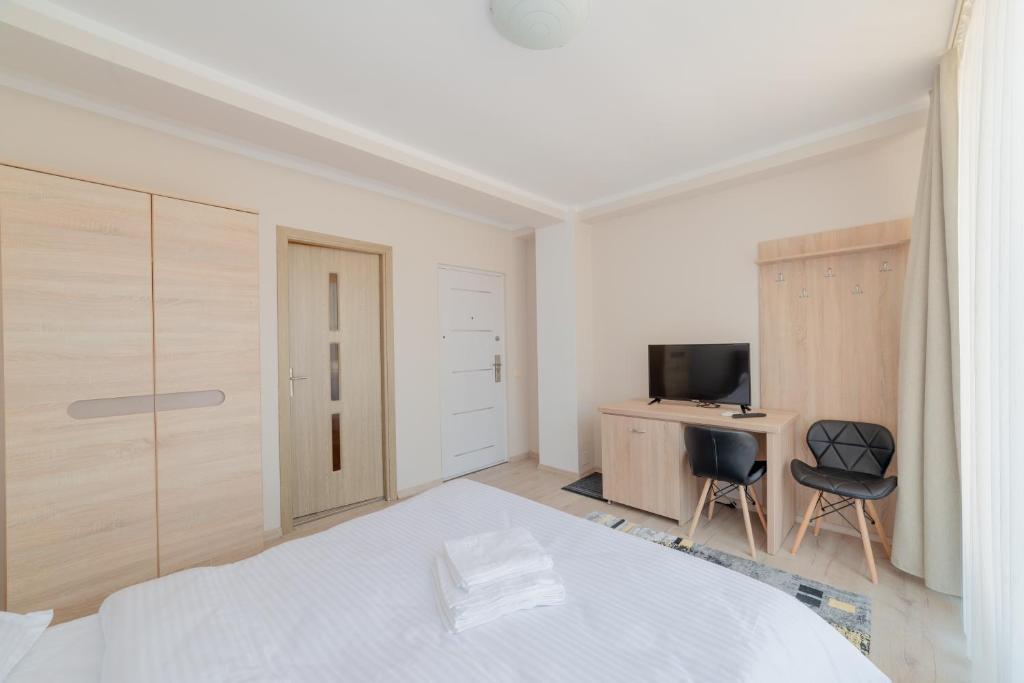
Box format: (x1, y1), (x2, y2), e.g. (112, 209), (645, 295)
(490, 0), (591, 50)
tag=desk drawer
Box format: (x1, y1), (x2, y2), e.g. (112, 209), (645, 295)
(601, 414), (681, 519)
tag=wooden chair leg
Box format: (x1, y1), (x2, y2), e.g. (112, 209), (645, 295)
(688, 479), (712, 539)
(707, 482), (716, 521)
(748, 485), (768, 534)
(791, 491), (820, 555)
(865, 499), (892, 560)
(813, 494), (824, 537)
(855, 499), (879, 584)
(738, 486), (757, 559)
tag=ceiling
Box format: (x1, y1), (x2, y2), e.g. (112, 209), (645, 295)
(0, 0), (955, 226)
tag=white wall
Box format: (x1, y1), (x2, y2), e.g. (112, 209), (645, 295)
(585, 129), (925, 465)
(574, 221), (598, 471)
(522, 235), (539, 454)
(534, 220), (581, 473)
(0, 86), (535, 530)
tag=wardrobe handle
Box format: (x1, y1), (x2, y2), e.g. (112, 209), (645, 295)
(68, 390), (224, 419)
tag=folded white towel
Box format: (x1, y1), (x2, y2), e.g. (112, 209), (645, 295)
(443, 527), (553, 590)
(433, 556), (565, 633)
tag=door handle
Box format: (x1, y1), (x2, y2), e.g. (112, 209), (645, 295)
(493, 354), (502, 383)
(289, 367), (309, 397)
(630, 428), (647, 434)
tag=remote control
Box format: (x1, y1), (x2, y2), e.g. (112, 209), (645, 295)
(732, 412), (767, 419)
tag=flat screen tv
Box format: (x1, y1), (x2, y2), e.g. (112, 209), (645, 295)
(648, 343), (751, 406)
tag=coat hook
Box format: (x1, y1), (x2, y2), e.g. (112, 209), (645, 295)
(775, 272), (785, 283)
(851, 284), (864, 295)
(880, 261), (893, 272)
(824, 267), (835, 278)
(798, 288), (810, 299)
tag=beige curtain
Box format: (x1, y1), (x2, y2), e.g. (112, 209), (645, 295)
(892, 49), (962, 597)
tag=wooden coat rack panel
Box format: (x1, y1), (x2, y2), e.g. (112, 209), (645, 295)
(758, 219), (911, 540)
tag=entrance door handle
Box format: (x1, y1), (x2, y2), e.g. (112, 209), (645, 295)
(289, 367), (309, 397)
(493, 354), (502, 383)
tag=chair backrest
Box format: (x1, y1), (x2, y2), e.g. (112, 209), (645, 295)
(806, 420), (895, 476)
(684, 425), (759, 484)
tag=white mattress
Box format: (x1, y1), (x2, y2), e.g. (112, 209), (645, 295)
(11, 479), (887, 682)
(8, 615), (101, 682)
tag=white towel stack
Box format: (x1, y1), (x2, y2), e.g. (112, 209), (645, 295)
(434, 527), (565, 633)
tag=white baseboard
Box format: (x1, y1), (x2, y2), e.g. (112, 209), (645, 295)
(510, 451), (538, 463)
(537, 462), (596, 478)
(408, 453), (536, 497)
(397, 479), (443, 499)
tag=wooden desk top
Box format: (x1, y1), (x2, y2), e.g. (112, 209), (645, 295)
(599, 399), (798, 435)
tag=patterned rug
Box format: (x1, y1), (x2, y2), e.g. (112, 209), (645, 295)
(586, 511), (872, 655)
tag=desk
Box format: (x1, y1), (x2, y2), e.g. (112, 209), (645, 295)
(599, 399), (798, 554)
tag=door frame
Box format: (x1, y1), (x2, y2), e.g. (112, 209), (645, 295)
(276, 225), (397, 535)
(437, 264), (510, 480)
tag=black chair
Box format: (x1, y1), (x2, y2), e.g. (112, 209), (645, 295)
(789, 420), (897, 584)
(684, 425), (768, 559)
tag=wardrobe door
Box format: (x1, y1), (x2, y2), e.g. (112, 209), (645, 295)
(0, 166), (157, 620)
(152, 196), (261, 575)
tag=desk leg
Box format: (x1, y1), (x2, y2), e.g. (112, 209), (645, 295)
(765, 423), (796, 554)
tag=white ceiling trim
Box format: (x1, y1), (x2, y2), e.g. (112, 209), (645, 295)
(0, 0), (941, 232)
(578, 101), (929, 222)
(0, 0), (567, 222)
(0, 67), (544, 232)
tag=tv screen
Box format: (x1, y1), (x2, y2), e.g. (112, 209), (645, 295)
(648, 343), (751, 405)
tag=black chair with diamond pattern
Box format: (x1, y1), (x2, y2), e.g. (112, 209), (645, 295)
(789, 420), (897, 584)
(683, 426), (768, 560)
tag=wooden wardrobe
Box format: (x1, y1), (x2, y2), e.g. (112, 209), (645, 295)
(0, 164), (262, 622)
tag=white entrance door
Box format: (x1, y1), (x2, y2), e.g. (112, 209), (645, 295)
(439, 266), (508, 479)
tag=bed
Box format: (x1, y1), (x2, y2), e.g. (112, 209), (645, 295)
(9, 479), (886, 682)
(9, 615), (101, 682)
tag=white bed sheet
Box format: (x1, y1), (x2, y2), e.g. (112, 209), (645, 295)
(8, 615), (101, 683)
(97, 479), (887, 682)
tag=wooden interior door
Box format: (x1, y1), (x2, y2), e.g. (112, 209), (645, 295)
(152, 196), (262, 575)
(288, 242), (383, 520)
(0, 166), (157, 619)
